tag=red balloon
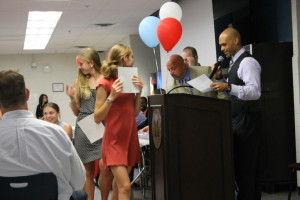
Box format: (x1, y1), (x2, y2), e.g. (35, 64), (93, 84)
(157, 17), (182, 52)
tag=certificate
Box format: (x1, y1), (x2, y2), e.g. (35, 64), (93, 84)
(52, 83), (64, 92)
(187, 74), (213, 93)
(77, 114), (105, 143)
(118, 67), (140, 93)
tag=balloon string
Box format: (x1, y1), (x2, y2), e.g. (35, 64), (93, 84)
(153, 48), (159, 74)
(166, 51), (169, 93)
(152, 48), (163, 94)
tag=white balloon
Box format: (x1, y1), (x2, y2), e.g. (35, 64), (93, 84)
(159, 2), (182, 21)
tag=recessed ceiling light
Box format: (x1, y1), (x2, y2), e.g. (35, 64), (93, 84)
(38, 0), (69, 1)
(94, 23), (114, 27)
(24, 11), (62, 50)
(74, 46), (89, 49)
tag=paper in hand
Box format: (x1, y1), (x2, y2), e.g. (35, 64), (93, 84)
(187, 74), (213, 93)
(77, 114), (105, 143)
(118, 67), (139, 93)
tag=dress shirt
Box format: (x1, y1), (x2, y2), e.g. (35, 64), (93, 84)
(228, 47), (261, 100)
(136, 111), (147, 127)
(179, 68), (191, 85)
(0, 110), (86, 200)
(179, 68), (193, 94)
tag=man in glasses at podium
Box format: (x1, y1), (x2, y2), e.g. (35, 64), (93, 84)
(166, 54), (220, 99)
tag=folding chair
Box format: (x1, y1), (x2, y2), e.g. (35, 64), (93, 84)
(131, 145), (151, 197)
(288, 163), (300, 200)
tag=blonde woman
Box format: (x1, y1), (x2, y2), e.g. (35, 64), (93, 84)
(94, 44), (143, 200)
(66, 48), (112, 200)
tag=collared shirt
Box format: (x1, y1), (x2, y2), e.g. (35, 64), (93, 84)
(179, 68), (191, 85)
(179, 68), (193, 94)
(227, 47), (261, 100)
(0, 110), (86, 200)
(136, 111), (147, 127)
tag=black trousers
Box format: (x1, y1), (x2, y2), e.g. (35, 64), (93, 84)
(233, 112), (261, 200)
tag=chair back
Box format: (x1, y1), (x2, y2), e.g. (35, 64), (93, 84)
(0, 173), (58, 200)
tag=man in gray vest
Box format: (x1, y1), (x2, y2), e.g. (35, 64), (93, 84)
(211, 27), (262, 200)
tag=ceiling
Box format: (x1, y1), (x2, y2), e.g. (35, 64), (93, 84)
(212, 0), (249, 20)
(0, 0), (169, 55)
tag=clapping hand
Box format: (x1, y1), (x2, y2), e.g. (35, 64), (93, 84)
(66, 84), (76, 99)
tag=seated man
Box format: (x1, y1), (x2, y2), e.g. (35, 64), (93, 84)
(0, 70), (86, 200)
(136, 111), (148, 130)
(166, 54), (218, 98)
(135, 96), (148, 130)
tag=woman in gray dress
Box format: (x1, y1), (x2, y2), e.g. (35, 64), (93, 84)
(66, 48), (112, 200)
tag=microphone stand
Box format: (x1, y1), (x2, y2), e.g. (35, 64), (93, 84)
(167, 85), (194, 94)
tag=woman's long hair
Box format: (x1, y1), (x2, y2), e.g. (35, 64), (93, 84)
(101, 44), (132, 79)
(38, 94), (48, 106)
(75, 48), (101, 102)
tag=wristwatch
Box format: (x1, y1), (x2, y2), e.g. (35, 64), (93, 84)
(226, 84), (231, 93)
(106, 97), (114, 104)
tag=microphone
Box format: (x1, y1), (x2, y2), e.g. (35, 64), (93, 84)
(167, 85), (194, 94)
(208, 56), (224, 79)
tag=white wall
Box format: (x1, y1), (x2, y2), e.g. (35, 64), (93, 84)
(130, 34), (161, 96)
(0, 42), (158, 127)
(160, 0), (217, 89)
(0, 0), (217, 126)
(118, 36), (131, 47)
(0, 54), (78, 126)
(101, 34), (160, 97)
(291, 0), (300, 186)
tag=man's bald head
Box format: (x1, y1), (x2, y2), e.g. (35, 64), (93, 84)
(221, 28), (241, 44)
(166, 54), (188, 80)
(167, 54), (185, 67)
(219, 27), (242, 58)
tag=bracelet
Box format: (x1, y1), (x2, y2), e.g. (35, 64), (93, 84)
(226, 84), (232, 93)
(106, 97), (114, 104)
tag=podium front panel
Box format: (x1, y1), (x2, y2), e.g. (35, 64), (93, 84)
(149, 94), (234, 200)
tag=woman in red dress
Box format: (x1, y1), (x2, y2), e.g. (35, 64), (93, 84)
(94, 44), (143, 200)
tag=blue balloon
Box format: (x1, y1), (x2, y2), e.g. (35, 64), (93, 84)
(139, 16), (160, 48)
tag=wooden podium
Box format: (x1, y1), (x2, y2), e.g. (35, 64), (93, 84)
(148, 94), (234, 200)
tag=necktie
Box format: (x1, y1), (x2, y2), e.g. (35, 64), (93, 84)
(228, 58), (234, 72)
(180, 79), (186, 86)
(182, 79), (193, 94)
